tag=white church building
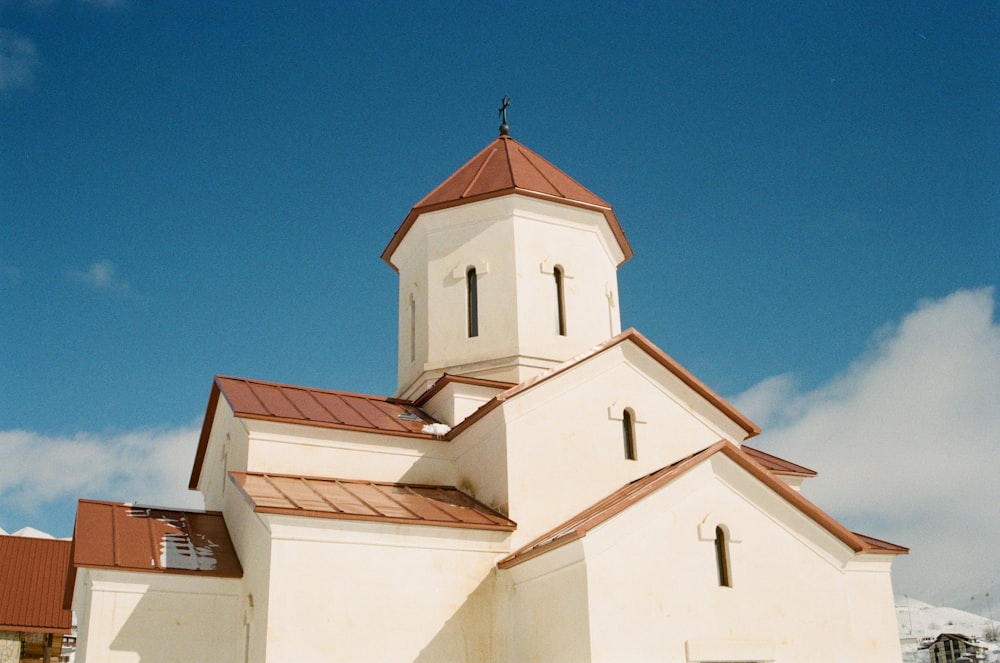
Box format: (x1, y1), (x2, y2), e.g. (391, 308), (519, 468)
(68, 122), (907, 662)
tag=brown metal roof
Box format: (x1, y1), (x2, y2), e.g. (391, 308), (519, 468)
(742, 445), (817, 477)
(230, 472), (516, 532)
(216, 375), (436, 433)
(72, 500), (243, 578)
(498, 441), (905, 569)
(854, 532), (910, 554)
(0, 535), (73, 634)
(191, 376), (443, 489)
(382, 135), (633, 269)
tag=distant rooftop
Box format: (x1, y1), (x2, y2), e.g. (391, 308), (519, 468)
(72, 500), (243, 578)
(0, 535), (73, 634)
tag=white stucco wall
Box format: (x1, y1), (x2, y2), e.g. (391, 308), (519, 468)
(497, 344), (744, 547)
(243, 419), (456, 485)
(73, 568), (243, 663)
(505, 454), (901, 663)
(196, 399), (249, 511)
(255, 514), (510, 663)
(392, 195), (624, 397)
(504, 542), (592, 663)
(222, 481), (273, 663)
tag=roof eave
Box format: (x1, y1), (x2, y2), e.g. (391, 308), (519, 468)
(381, 188), (632, 271)
(499, 441), (893, 568)
(188, 379), (223, 491)
(0, 623), (72, 636)
(448, 329), (760, 442)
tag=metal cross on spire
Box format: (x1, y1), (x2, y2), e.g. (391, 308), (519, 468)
(498, 95), (510, 136)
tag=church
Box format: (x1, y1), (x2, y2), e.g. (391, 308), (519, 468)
(67, 115), (906, 662)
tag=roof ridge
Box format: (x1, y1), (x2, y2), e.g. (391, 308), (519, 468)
(498, 441), (903, 569)
(445, 328), (758, 441)
(514, 143), (575, 201)
(382, 136), (633, 269)
(461, 143), (501, 199)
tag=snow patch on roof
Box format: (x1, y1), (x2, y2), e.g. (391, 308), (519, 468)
(421, 422), (451, 436)
(11, 526), (55, 539)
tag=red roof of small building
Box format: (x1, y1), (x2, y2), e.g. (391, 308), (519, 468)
(382, 135), (633, 268)
(72, 500), (243, 578)
(230, 472), (516, 532)
(0, 535), (73, 634)
(498, 441), (906, 569)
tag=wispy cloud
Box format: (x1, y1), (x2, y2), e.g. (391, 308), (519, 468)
(69, 259), (134, 295)
(0, 28), (41, 92)
(0, 425), (205, 527)
(732, 287), (1000, 608)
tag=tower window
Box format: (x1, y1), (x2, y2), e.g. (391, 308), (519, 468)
(622, 408), (637, 460)
(554, 266), (567, 336)
(466, 267), (479, 338)
(715, 526), (732, 587)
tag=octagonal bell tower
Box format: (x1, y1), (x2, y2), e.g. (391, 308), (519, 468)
(382, 128), (633, 400)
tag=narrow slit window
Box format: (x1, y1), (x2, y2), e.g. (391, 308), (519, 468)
(466, 267), (479, 338)
(715, 526), (732, 587)
(554, 266), (567, 336)
(622, 408), (637, 460)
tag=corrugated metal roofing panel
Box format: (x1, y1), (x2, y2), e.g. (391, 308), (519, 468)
(309, 480), (379, 516)
(0, 535), (73, 634)
(230, 472), (516, 532)
(73, 500), (243, 577)
(281, 387), (332, 421)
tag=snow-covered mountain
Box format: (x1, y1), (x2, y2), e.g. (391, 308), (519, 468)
(897, 597), (999, 662)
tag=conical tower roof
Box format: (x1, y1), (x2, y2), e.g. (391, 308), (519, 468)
(382, 135), (632, 268)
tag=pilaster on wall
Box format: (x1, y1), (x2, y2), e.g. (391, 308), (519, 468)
(0, 631), (20, 663)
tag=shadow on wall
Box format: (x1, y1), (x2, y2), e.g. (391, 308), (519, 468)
(415, 570), (500, 663)
(108, 584), (243, 663)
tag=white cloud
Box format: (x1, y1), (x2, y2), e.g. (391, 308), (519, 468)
(0, 28), (41, 92)
(0, 425), (205, 519)
(732, 287), (1000, 608)
(69, 259), (133, 295)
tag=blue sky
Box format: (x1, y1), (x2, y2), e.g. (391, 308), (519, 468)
(2, 2), (998, 611)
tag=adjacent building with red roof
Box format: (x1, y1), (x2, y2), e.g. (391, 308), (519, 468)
(0, 535), (73, 662)
(68, 118), (905, 662)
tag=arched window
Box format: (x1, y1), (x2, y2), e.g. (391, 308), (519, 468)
(554, 266), (567, 336)
(715, 526), (732, 587)
(466, 267), (479, 338)
(622, 408), (637, 460)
